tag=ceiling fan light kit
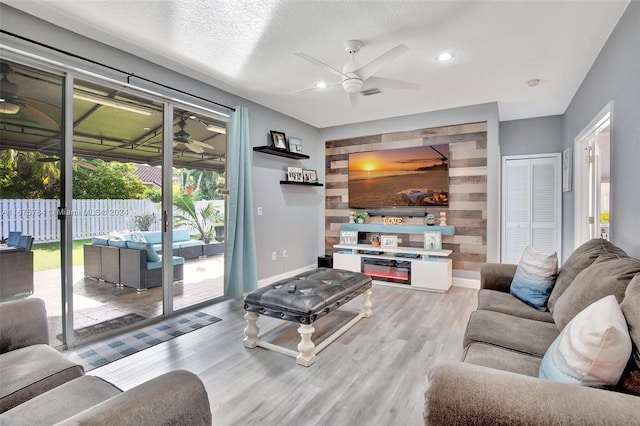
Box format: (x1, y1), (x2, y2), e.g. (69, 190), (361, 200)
(0, 101), (20, 114)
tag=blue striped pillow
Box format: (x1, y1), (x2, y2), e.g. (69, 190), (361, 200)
(510, 246), (558, 311)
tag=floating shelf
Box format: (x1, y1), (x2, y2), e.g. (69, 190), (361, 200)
(341, 223), (455, 236)
(280, 181), (323, 187)
(253, 146), (309, 159)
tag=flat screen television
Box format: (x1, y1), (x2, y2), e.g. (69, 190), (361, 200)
(348, 144), (449, 209)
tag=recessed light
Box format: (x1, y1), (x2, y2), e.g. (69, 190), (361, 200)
(316, 81), (328, 89)
(143, 127), (151, 131)
(436, 52), (453, 62)
(527, 79), (540, 87)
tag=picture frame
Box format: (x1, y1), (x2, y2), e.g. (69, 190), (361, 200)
(340, 231), (358, 245)
(563, 147), (572, 192)
(287, 166), (304, 182)
(303, 169), (318, 183)
(270, 130), (288, 150)
(380, 235), (398, 248)
(424, 230), (442, 251)
(288, 137), (303, 153)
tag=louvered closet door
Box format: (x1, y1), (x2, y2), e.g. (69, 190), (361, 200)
(502, 154), (561, 264)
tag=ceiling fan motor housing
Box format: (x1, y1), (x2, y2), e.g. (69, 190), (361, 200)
(342, 76), (363, 93)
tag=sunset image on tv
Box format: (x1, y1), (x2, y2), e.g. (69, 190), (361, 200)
(348, 144), (449, 208)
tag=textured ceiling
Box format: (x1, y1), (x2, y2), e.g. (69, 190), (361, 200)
(4, 0), (630, 128)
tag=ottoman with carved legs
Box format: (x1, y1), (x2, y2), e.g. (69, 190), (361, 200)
(243, 268), (372, 366)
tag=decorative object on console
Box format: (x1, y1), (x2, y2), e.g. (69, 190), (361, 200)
(353, 211), (368, 224)
(287, 167), (303, 182)
(439, 211), (447, 226)
(340, 231), (358, 245)
(288, 137), (303, 153)
(425, 213), (436, 226)
(303, 169), (318, 183)
(370, 233), (381, 247)
(270, 130), (288, 150)
(381, 235), (398, 248)
(349, 211), (355, 223)
(424, 230), (442, 251)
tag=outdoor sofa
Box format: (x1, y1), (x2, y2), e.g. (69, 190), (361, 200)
(84, 237), (184, 291)
(0, 297), (212, 425)
(424, 238), (640, 425)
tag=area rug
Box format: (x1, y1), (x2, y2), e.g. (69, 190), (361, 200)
(66, 310), (221, 371)
(57, 313), (147, 342)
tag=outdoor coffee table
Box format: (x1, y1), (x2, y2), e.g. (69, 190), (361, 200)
(243, 268), (372, 366)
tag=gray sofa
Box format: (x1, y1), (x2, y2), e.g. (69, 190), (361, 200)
(0, 297), (212, 425)
(425, 238), (640, 425)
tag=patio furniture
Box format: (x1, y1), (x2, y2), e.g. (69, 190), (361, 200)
(83, 241), (184, 291)
(142, 229), (204, 260)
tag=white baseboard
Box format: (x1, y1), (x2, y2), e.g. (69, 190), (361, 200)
(453, 277), (480, 289)
(258, 264), (317, 287)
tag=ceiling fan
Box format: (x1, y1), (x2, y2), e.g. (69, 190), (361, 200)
(0, 62), (59, 128)
(36, 156), (99, 171)
(173, 118), (213, 154)
(293, 40), (421, 107)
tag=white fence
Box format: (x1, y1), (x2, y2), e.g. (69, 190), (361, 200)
(0, 199), (224, 243)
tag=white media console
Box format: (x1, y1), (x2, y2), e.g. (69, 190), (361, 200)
(333, 223), (454, 293)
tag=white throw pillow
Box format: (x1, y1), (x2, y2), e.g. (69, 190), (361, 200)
(539, 295), (632, 387)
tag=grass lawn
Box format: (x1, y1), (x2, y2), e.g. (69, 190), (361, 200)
(32, 239), (91, 272)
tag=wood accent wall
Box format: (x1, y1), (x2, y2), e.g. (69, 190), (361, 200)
(325, 122), (488, 273)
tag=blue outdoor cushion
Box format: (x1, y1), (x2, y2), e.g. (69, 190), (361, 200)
(127, 241), (161, 262)
(7, 231), (21, 247)
(173, 229), (190, 242)
(107, 239), (128, 248)
(177, 240), (204, 249)
(92, 237), (109, 246)
(141, 231), (162, 244)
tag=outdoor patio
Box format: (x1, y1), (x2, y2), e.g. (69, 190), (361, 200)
(31, 254), (225, 347)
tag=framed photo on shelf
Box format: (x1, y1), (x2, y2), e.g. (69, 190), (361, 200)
(288, 137), (303, 153)
(424, 230), (442, 251)
(270, 130), (288, 150)
(287, 167), (304, 182)
(339, 231), (358, 245)
(381, 235), (398, 248)
(303, 169), (318, 183)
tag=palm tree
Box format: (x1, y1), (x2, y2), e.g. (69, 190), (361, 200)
(173, 194), (223, 243)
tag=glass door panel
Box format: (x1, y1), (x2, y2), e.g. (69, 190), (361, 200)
(0, 60), (65, 346)
(71, 77), (165, 343)
(171, 108), (227, 310)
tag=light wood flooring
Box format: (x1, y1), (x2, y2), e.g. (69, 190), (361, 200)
(74, 284), (478, 426)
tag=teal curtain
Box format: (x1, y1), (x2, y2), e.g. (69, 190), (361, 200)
(224, 106), (258, 298)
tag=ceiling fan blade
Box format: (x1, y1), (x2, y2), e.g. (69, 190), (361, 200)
(289, 81), (341, 94)
(356, 44), (409, 81)
(21, 103), (59, 128)
(75, 160), (99, 171)
(364, 76), (421, 90)
(190, 140), (213, 149)
(295, 52), (349, 79)
(348, 92), (359, 109)
(184, 142), (204, 154)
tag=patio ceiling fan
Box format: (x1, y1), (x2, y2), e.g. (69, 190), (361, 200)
(0, 62), (59, 128)
(173, 118), (213, 154)
(36, 156), (99, 171)
(292, 40), (421, 107)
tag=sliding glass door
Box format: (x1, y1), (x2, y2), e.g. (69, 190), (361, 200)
(0, 59), (65, 346)
(171, 107), (227, 310)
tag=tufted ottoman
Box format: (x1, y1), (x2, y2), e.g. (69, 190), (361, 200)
(243, 268), (372, 366)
